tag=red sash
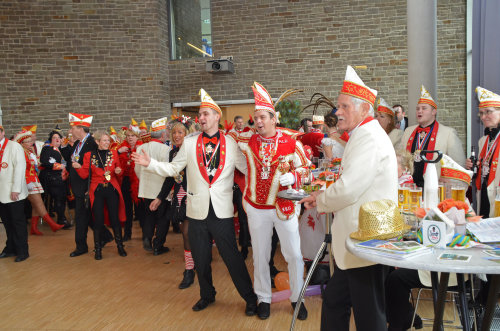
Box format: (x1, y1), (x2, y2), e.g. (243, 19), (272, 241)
(475, 135), (500, 190)
(196, 131), (226, 186)
(406, 122), (439, 172)
(0, 139), (9, 172)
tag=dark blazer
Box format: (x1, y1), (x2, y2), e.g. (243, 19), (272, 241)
(157, 146), (187, 207)
(64, 135), (97, 197)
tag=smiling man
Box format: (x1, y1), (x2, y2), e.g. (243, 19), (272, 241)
(132, 89), (258, 316)
(300, 65), (397, 331)
(231, 82), (309, 321)
(398, 85), (465, 187)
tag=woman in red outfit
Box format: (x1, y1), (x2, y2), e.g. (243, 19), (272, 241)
(73, 130), (127, 260)
(14, 130), (64, 235)
(117, 127), (142, 241)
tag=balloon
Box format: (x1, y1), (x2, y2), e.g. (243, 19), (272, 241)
(271, 289), (291, 303)
(274, 272), (290, 291)
(305, 285), (321, 297)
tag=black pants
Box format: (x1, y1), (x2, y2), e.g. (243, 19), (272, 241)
(46, 181), (67, 223)
(188, 201), (257, 304)
(92, 184), (121, 245)
(74, 194), (113, 252)
(385, 268), (424, 329)
(0, 199), (28, 257)
(233, 186), (250, 248)
(121, 176), (133, 237)
(321, 264), (388, 331)
(142, 198), (170, 247)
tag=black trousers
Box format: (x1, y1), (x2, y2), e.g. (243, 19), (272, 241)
(74, 194), (113, 252)
(121, 176), (133, 236)
(0, 199), (28, 257)
(142, 198), (170, 247)
(46, 181), (67, 223)
(321, 264), (388, 331)
(385, 268), (424, 329)
(188, 201), (257, 304)
(233, 186), (250, 248)
(92, 184), (121, 245)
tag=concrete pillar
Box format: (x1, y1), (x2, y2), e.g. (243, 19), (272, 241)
(407, 0), (437, 126)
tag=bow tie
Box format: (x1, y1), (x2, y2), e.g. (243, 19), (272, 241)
(416, 126), (431, 134)
(485, 127), (500, 140)
(203, 136), (218, 145)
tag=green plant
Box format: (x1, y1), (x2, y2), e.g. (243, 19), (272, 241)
(275, 99), (302, 130)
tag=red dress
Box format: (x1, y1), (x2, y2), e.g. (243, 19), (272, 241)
(76, 150), (126, 224)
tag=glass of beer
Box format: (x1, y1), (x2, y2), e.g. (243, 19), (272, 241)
(326, 175), (335, 188)
(451, 185), (466, 202)
(398, 185), (410, 211)
(409, 186), (422, 211)
(438, 184), (445, 202)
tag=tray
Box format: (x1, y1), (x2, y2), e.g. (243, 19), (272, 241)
(277, 190), (310, 201)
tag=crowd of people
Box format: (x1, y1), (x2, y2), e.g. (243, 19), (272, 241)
(0, 64), (499, 330)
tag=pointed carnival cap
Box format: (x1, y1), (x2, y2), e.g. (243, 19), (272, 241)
(109, 126), (118, 141)
(252, 81), (275, 115)
(476, 86), (500, 109)
(14, 129), (32, 144)
(199, 88), (222, 116)
(440, 154), (473, 185)
(312, 115), (324, 125)
(129, 118), (140, 134)
(22, 125), (37, 133)
(69, 113), (93, 127)
(340, 65), (377, 106)
(376, 97), (394, 116)
(151, 117), (168, 132)
(139, 119), (148, 131)
(418, 85), (437, 109)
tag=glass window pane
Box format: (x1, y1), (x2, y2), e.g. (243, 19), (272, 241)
(169, 0), (212, 60)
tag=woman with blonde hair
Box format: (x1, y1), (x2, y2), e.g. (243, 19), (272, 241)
(151, 116), (196, 288)
(73, 130), (127, 260)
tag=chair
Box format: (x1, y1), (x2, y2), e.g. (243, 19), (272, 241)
(410, 274), (476, 330)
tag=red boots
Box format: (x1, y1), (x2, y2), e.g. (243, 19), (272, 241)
(30, 214), (64, 235)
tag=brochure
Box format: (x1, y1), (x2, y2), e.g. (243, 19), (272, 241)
(355, 239), (431, 260)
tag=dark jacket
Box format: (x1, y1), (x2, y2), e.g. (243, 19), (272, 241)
(64, 135), (97, 197)
(157, 146), (187, 208)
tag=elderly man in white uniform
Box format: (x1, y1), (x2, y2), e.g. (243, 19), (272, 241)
(301, 65), (398, 331)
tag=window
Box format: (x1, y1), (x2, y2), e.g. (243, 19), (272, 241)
(168, 0), (213, 60)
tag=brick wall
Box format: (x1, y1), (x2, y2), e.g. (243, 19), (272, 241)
(0, 0), (169, 140)
(168, 0), (467, 143)
(0, 0), (466, 144)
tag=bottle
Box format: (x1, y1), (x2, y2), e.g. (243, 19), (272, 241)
(470, 146), (478, 178)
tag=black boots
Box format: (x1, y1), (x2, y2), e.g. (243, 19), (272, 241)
(114, 230), (127, 257)
(94, 243), (102, 260)
(179, 269), (195, 289)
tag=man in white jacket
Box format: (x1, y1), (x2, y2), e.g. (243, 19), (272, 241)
(133, 89), (258, 316)
(301, 66), (398, 331)
(0, 126), (29, 262)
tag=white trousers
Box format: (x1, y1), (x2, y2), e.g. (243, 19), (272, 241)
(244, 201), (304, 303)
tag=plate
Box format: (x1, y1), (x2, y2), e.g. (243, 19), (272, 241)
(277, 190), (310, 201)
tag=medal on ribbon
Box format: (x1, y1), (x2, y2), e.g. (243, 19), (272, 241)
(104, 170), (111, 181)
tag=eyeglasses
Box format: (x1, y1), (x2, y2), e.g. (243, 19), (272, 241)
(478, 109), (499, 118)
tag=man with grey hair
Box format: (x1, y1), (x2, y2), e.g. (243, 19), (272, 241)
(300, 66), (397, 331)
(135, 117), (171, 254)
